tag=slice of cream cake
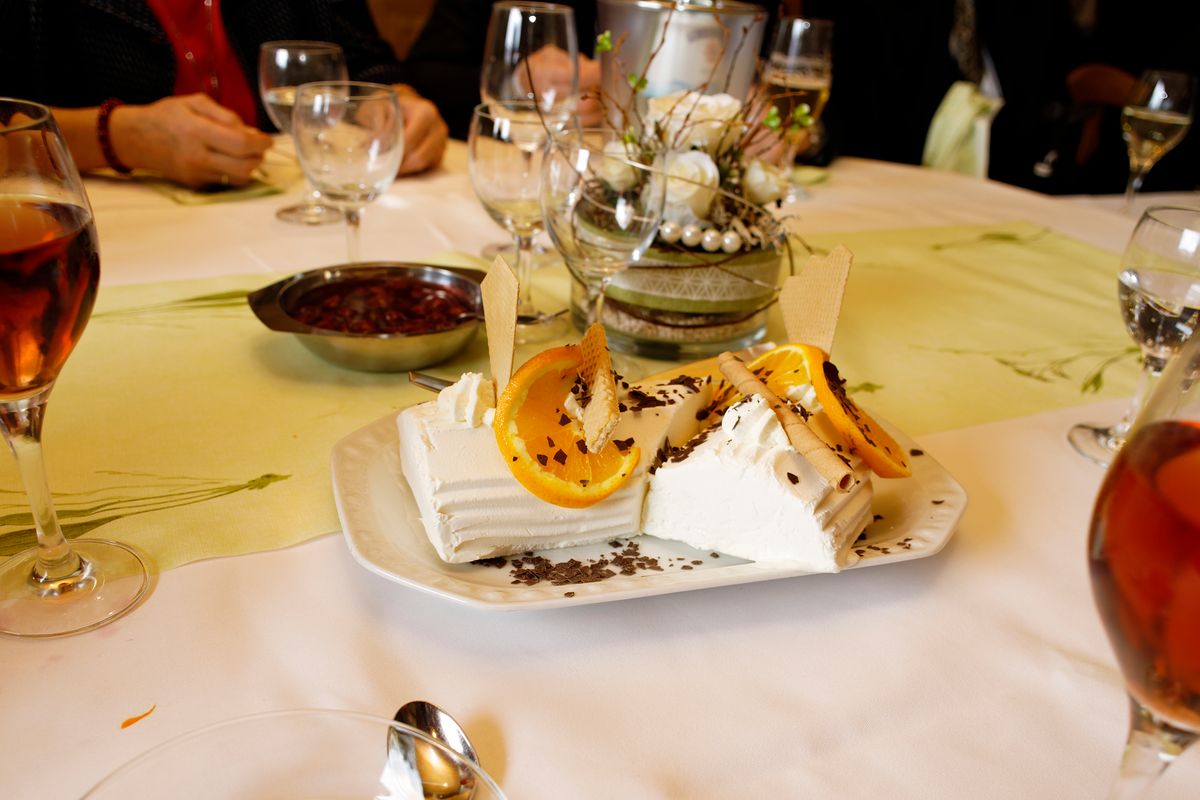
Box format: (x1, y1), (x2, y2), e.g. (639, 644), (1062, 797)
(640, 389), (875, 572)
(398, 372), (711, 563)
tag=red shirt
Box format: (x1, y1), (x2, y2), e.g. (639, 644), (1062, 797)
(144, 0), (259, 126)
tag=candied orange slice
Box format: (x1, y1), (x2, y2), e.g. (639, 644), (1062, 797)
(493, 341), (641, 508)
(794, 343), (912, 479)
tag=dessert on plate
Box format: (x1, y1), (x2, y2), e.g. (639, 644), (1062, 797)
(397, 326), (910, 570)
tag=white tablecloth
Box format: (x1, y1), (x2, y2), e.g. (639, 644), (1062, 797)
(3, 146), (1196, 798)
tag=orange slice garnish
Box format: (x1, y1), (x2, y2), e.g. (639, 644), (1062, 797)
(708, 343), (811, 419)
(794, 343), (911, 479)
(493, 341), (641, 508)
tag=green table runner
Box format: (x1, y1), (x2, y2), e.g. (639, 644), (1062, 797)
(0, 222), (1135, 569)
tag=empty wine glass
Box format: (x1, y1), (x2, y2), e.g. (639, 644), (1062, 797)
(1087, 330), (1200, 798)
(1121, 70), (1195, 213)
(478, 1), (579, 269)
(1069, 206), (1200, 466)
(541, 129), (666, 340)
(292, 81), (404, 263)
(258, 41), (349, 225)
(0, 99), (150, 638)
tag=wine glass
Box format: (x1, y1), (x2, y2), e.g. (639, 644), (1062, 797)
(0, 99), (150, 637)
(258, 41), (349, 226)
(292, 81), (404, 264)
(759, 17), (832, 172)
(1087, 330), (1200, 798)
(541, 128), (666, 341)
(1121, 70), (1195, 213)
(468, 102), (566, 341)
(1069, 206), (1200, 466)
(478, 2), (579, 283)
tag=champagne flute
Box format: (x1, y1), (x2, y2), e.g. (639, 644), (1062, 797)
(258, 41), (349, 226)
(541, 128), (666, 341)
(1087, 330), (1200, 798)
(478, 1), (579, 316)
(0, 99), (149, 637)
(468, 103), (565, 341)
(1121, 70), (1195, 213)
(760, 17), (832, 170)
(292, 82), (404, 264)
(1069, 206), (1200, 466)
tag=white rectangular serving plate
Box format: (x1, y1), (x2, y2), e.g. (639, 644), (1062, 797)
(332, 410), (967, 611)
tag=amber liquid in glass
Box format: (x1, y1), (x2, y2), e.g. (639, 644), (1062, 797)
(1089, 419), (1200, 731)
(0, 200), (99, 399)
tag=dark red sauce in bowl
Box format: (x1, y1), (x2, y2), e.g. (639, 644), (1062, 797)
(290, 277), (476, 336)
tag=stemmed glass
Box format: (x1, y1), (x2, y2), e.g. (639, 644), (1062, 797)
(258, 41), (349, 225)
(1120, 70), (1194, 213)
(468, 103), (566, 341)
(0, 99), (149, 637)
(1069, 206), (1200, 466)
(478, 1), (579, 320)
(1087, 330), (1200, 798)
(760, 17), (832, 170)
(292, 81), (404, 264)
(541, 129), (666, 340)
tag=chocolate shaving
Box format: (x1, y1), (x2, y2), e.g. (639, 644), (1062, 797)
(786, 472), (799, 485)
(553, 449), (567, 465)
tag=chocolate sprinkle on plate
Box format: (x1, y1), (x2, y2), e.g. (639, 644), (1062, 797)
(909, 448), (924, 456)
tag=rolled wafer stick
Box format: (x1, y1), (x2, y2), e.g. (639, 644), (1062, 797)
(717, 352), (857, 492)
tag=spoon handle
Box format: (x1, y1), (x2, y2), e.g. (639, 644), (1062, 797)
(408, 371), (453, 393)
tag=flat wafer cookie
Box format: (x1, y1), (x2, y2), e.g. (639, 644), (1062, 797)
(579, 323), (619, 453)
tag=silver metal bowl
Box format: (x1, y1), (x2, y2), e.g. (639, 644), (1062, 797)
(248, 262), (484, 372)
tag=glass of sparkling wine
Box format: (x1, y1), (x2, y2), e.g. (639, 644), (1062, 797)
(258, 41), (349, 226)
(1087, 331), (1200, 798)
(0, 99), (150, 637)
(1070, 206), (1200, 466)
(468, 103), (566, 341)
(762, 17), (832, 168)
(1120, 69), (1194, 213)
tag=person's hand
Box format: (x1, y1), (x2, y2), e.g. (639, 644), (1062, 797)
(516, 47), (604, 125)
(395, 93), (449, 175)
(577, 55), (604, 127)
(112, 94), (272, 187)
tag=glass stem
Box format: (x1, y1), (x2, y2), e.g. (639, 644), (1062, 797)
(1111, 354), (1163, 443)
(1106, 698), (1197, 800)
(587, 277), (611, 329)
(1124, 167), (1148, 214)
(345, 208), (362, 263)
(513, 234), (536, 317)
(306, 185), (324, 209)
(0, 390), (83, 584)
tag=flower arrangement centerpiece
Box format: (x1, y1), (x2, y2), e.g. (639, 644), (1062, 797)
(581, 28), (812, 359)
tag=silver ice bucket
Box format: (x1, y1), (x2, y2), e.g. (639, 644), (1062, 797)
(597, 0), (767, 112)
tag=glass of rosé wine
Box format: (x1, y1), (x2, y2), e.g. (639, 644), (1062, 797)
(1087, 329), (1200, 797)
(0, 99), (149, 637)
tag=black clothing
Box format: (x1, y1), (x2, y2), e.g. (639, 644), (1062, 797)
(0, 0), (409, 131)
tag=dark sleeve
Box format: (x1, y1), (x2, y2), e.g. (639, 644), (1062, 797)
(325, 0), (412, 85)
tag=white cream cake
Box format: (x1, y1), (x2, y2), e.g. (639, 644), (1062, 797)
(641, 391), (874, 572)
(397, 372), (712, 563)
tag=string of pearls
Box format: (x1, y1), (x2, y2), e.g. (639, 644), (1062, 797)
(658, 221), (743, 254)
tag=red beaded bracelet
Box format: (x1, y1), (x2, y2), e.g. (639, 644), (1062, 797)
(97, 98), (132, 174)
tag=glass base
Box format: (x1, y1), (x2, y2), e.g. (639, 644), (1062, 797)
(276, 201), (343, 226)
(515, 312), (568, 344)
(482, 240), (547, 260)
(1068, 422), (1124, 468)
(0, 540), (150, 638)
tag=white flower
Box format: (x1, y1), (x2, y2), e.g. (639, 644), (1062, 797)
(662, 150), (720, 225)
(595, 140), (638, 192)
(743, 159), (789, 206)
(646, 91), (743, 154)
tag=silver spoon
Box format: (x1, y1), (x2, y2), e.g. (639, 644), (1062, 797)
(408, 371), (453, 393)
(387, 701), (480, 800)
